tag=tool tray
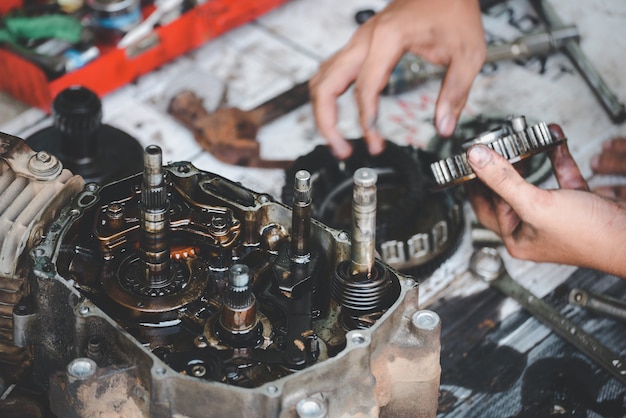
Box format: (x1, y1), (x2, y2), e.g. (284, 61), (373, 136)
(0, 0), (287, 112)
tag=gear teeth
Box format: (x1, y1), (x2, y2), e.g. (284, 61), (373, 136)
(430, 120), (559, 188)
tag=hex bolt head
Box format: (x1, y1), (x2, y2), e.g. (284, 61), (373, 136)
(28, 151), (61, 177)
(67, 358), (97, 380)
(412, 310), (441, 331)
(296, 397), (328, 418)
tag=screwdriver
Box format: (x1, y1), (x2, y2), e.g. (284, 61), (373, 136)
(383, 25), (580, 95)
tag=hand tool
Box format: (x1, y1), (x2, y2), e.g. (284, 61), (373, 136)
(117, 0), (184, 48)
(470, 247), (626, 385)
(384, 25), (580, 95)
(168, 81), (309, 167)
(569, 288), (626, 323)
(168, 24), (574, 168)
(0, 14), (88, 76)
(530, 0), (626, 123)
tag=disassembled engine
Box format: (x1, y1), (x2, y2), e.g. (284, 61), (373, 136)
(0, 132), (441, 417)
(0, 114), (564, 417)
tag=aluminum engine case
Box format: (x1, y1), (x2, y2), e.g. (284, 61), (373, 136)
(8, 141), (440, 417)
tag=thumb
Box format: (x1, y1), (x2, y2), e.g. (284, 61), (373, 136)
(467, 145), (535, 212)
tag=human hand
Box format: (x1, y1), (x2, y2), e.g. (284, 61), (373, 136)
(590, 137), (626, 200)
(309, 0), (486, 159)
(466, 128), (626, 278)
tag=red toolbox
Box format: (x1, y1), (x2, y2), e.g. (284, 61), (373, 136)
(0, 0), (288, 112)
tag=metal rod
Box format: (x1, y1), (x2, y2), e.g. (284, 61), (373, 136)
(291, 170), (312, 259)
(471, 247), (626, 384)
(569, 288), (626, 323)
(530, 0), (626, 123)
(350, 168), (377, 276)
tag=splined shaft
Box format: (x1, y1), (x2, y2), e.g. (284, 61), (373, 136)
(350, 168), (377, 277)
(221, 264), (257, 332)
(139, 145), (171, 288)
(291, 170), (312, 259)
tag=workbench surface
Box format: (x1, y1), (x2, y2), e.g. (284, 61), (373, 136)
(1, 0), (626, 416)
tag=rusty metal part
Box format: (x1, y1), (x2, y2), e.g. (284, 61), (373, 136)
(168, 81), (310, 168)
(530, 0), (626, 123)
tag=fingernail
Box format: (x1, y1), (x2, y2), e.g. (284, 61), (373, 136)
(468, 145), (491, 169)
(332, 139), (352, 160)
(590, 154), (600, 171)
(368, 140), (384, 155)
(437, 113), (455, 137)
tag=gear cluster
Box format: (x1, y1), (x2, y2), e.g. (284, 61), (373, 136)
(429, 116), (564, 189)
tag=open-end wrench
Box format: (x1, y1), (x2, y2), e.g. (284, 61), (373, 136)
(470, 247), (626, 384)
(168, 81), (309, 168)
(384, 25), (579, 95)
(569, 288), (626, 323)
(530, 0), (626, 123)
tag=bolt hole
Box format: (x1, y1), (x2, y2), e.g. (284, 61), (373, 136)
(15, 305), (28, 315)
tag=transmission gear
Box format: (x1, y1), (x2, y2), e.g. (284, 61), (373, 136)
(429, 116), (565, 189)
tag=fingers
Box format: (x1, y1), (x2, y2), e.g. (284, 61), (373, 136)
(547, 141), (589, 191)
(310, 46), (367, 159)
(467, 145), (535, 214)
(436, 48), (485, 137)
(603, 137), (626, 152)
(353, 19), (405, 155)
(590, 151), (626, 175)
(592, 185), (626, 202)
(589, 137), (626, 174)
(466, 181), (502, 235)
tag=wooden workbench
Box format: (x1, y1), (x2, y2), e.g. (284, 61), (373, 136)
(1, 0), (626, 416)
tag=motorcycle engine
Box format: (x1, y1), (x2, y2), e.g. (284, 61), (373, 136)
(0, 132), (441, 417)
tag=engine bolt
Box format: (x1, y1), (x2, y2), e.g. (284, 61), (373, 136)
(191, 364), (207, 377)
(67, 358), (97, 380)
(296, 397), (327, 418)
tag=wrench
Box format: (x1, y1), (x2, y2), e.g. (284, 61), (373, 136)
(470, 247), (626, 384)
(384, 25), (579, 95)
(168, 81), (308, 168)
(569, 288), (626, 323)
(530, 0), (626, 123)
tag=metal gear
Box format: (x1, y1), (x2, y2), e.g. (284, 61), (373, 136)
(429, 116), (564, 189)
